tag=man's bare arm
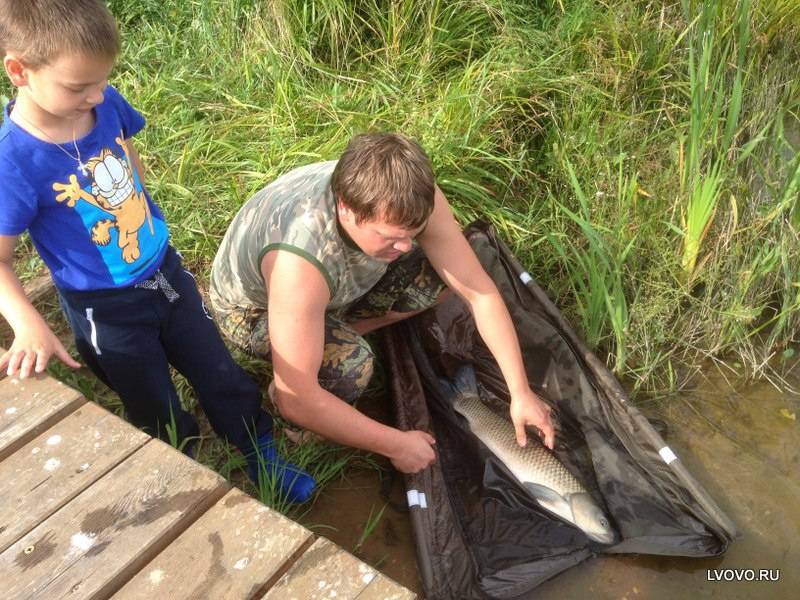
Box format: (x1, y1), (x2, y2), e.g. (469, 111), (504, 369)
(417, 187), (555, 449)
(262, 250), (436, 473)
(347, 296), (448, 336)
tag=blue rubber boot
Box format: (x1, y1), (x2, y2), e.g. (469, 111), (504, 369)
(246, 432), (316, 504)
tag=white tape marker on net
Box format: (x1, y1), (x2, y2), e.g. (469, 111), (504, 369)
(659, 446), (678, 464)
(407, 489), (428, 509)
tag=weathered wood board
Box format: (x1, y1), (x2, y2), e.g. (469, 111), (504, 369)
(0, 439), (229, 599)
(0, 371), (84, 461)
(114, 488), (314, 600)
(0, 274), (56, 346)
(261, 537), (383, 600)
(0, 402), (149, 554)
(0, 351), (419, 600)
(356, 576), (417, 600)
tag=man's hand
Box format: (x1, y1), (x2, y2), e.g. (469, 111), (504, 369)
(0, 320), (81, 379)
(388, 429), (437, 473)
(509, 389), (555, 450)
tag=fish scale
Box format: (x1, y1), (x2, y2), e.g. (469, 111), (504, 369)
(453, 393), (586, 497)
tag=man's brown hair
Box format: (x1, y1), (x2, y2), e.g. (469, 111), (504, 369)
(0, 0), (120, 68)
(331, 133), (435, 229)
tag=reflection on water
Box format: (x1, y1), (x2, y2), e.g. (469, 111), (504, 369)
(302, 368), (799, 599)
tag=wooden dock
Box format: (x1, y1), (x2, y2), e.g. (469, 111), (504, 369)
(0, 356), (416, 600)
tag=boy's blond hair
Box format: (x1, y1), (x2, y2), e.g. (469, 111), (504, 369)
(331, 133), (435, 229)
(0, 0), (119, 68)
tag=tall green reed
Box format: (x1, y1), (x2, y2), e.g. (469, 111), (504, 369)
(546, 157), (637, 373)
(679, 0), (750, 280)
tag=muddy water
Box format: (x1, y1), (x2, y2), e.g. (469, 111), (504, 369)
(299, 465), (421, 590)
(534, 369), (800, 600)
(302, 368), (799, 599)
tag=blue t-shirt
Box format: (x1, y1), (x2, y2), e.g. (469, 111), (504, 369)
(0, 85), (169, 291)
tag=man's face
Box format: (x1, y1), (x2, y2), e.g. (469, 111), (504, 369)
(340, 202), (427, 262)
(17, 52), (114, 122)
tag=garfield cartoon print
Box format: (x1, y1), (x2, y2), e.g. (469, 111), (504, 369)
(52, 133), (154, 264)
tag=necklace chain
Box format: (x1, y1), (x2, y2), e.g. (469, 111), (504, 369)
(13, 109), (89, 176)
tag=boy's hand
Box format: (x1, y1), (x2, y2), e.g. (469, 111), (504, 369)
(0, 321), (81, 379)
(509, 389), (555, 450)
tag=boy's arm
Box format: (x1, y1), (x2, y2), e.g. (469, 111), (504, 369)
(417, 187), (555, 449)
(263, 249), (437, 473)
(0, 235), (80, 378)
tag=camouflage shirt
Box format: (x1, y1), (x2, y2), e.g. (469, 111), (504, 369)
(210, 161), (388, 316)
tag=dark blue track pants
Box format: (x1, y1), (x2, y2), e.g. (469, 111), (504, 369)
(58, 247), (272, 453)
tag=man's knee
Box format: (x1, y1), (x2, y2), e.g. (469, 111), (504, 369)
(213, 305), (270, 361)
(319, 339), (375, 404)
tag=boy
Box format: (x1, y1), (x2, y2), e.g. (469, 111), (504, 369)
(0, 0), (315, 503)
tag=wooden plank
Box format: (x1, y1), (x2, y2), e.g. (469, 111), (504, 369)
(23, 274), (56, 304)
(0, 274), (56, 346)
(114, 489), (314, 600)
(0, 372), (85, 462)
(0, 402), (150, 554)
(261, 537), (381, 600)
(0, 439), (229, 600)
(356, 576), (417, 600)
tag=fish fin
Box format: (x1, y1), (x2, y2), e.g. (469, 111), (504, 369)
(524, 483), (574, 523)
(451, 365), (479, 396)
(446, 366), (483, 421)
(437, 365), (477, 399)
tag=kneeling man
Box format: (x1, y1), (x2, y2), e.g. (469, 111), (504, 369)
(210, 133), (554, 473)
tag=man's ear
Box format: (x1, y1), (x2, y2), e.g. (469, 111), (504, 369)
(337, 198), (355, 224)
(3, 55), (29, 87)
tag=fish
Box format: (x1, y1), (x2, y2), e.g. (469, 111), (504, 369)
(449, 367), (617, 545)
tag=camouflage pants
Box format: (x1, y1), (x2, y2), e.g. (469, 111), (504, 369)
(214, 248), (445, 403)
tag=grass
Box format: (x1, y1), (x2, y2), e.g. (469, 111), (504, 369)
(545, 155), (637, 373)
(2, 0), (799, 508)
(679, 0), (750, 280)
(353, 502), (387, 557)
